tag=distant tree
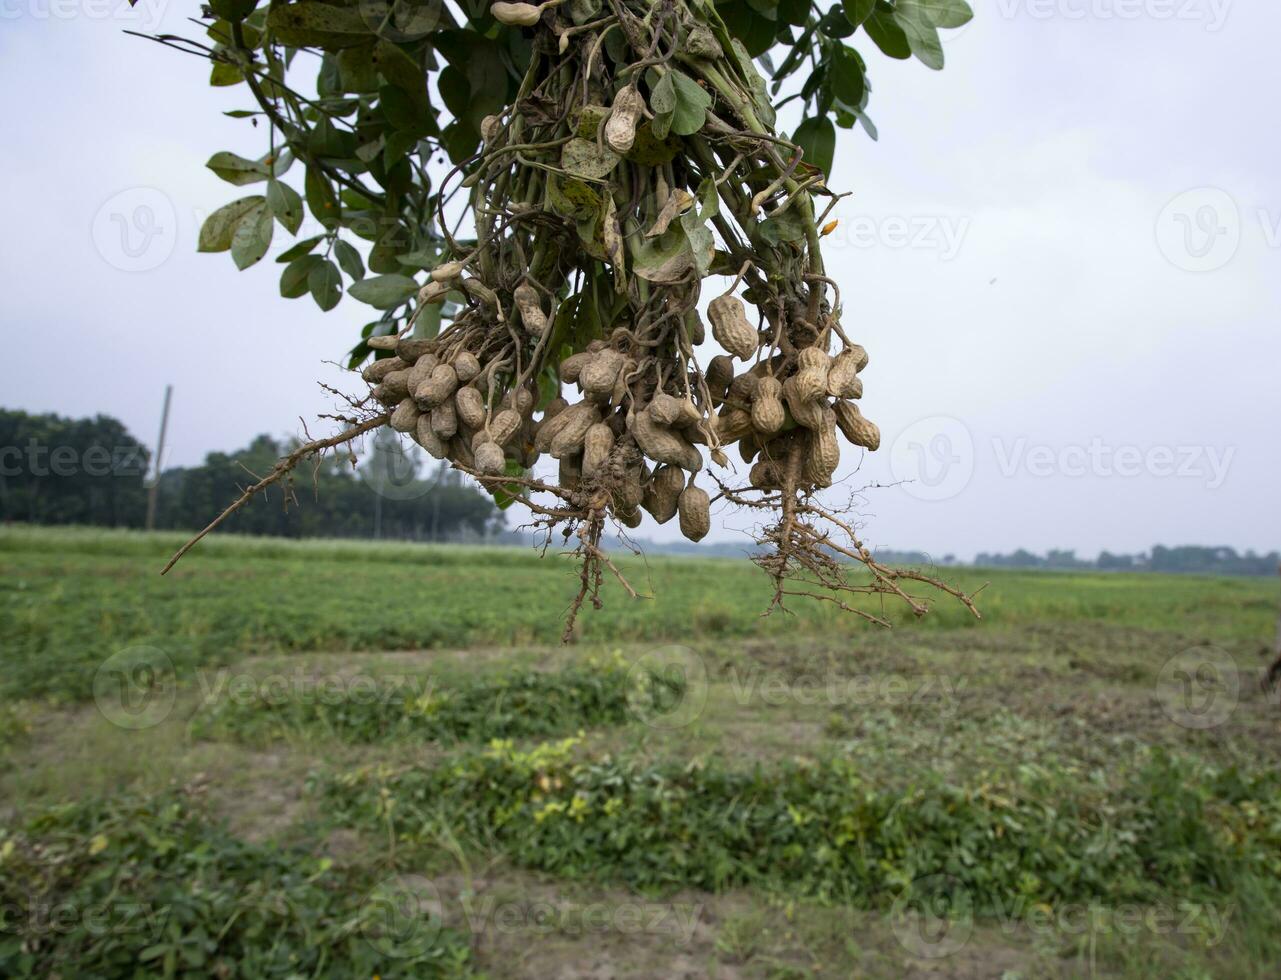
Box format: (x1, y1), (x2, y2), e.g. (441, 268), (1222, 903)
(157, 432), (502, 541)
(0, 409), (149, 527)
(1097, 551), (1134, 571)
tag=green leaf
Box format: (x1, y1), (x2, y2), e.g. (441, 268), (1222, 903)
(309, 260), (343, 311)
(368, 224), (412, 273)
(206, 150), (290, 187)
(489, 458), (529, 510)
(308, 118), (358, 160)
(864, 3), (912, 59)
(305, 167), (341, 229)
(393, 243), (447, 271)
(230, 202), (273, 270)
(778, 0), (809, 27)
(209, 61), (243, 87)
(415, 303), (442, 340)
(348, 274), (418, 309)
(624, 122), (682, 167)
(316, 52), (342, 98)
(266, 179), (304, 235)
(265, 1), (369, 48)
(842, 0), (876, 28)
(561, 138), (621, 181)
(894, 0), (948, 68)
(669, 70), (711, 136)
(651, 109), (673, 141)
(819, 6), (857, 38)
(209, 0), (256, 21)
(717, 0), (778, 57)
(206, 151), (269, 186)
(545, 174), (601, 220)
(438, 65), (471, 121)
(793, 116), (836, 175)
(333, 238), (365, 279)
(275, 234), (326, 263)
(912, 0), (973, 28)
(650, 71), (676, 114)
(338, 44), (379, 94)
(828, 44), (866, 107)
(679, 210), (715, 277)
(197, 196), (264, 253)
(732, 38), (775, 127)
(280, 254), (324, 298)
(440, 120), (480, 165)
(372, 39), (430, 109)
(758, 208), (808, 245)
(380, 84), (433, 137)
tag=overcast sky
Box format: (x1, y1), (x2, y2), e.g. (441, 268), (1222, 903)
(2, 1), (1277, 560)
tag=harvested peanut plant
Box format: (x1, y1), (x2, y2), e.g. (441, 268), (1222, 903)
(151, 0), (979, 633)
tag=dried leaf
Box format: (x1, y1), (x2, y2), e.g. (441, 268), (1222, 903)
(645, 190), (695, 238)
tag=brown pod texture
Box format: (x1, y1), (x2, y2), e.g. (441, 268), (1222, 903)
(581, 423), (615, 478)
(642, 464), (684, 523)
(488, 408), (524, 447)
(390, 398), (420, 433)
(550, 402), (601, 458)
(604, 86), (645, 154)
(750, 376), (785, 435)
(705, 355), (735, 399)
(414, 416), (448, 459)
(677, 483), (711, 542)
(474, 440), (506, 475)
(708, 294), (757, 360)
(431, 398), (459, 439)
(833, 401), (881, 450)
(453, 352), (482, 383)
(363, 356), (405, 383)
(455, 386), (486, 429)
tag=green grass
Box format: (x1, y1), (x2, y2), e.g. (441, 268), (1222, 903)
(321, 735), (1281, 913)
(0, 791), (475, 978)
(1, 525), (1273, 703)
(2, 524), (1279, 978)
(192, 654), (652, 746)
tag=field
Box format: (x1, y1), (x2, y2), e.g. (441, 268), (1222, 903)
(1, 525), (1279, 978)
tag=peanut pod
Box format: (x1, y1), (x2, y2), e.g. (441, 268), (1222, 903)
(677, 484), (711, 542)
(708, 294), (757, 361)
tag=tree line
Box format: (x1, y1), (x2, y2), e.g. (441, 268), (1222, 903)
(970, 546), (1280, 577)
(2, 407), (1274, 572)
(0, 408), (503, 541)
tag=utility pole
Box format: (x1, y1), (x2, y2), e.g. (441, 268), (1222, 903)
(1268, 564), (1281, 694)
(144, 385), (172, 532)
